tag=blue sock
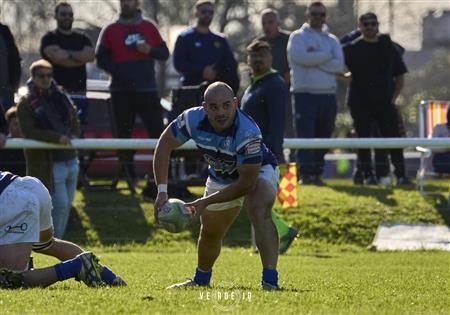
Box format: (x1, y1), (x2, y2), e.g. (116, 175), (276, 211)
(54, 257), (82, 281)
(100, 266), (117, 285)
(193, 267), (212, 286)
(262, 268), (278, 287)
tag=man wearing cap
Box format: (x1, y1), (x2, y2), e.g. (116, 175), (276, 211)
(343, 12), (410, 185)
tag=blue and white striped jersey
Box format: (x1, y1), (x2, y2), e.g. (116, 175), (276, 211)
(0, 171), (18, 196)
(170, 107), (277, 184)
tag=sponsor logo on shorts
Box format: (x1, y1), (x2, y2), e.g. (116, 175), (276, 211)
(5, 223), (28, 234)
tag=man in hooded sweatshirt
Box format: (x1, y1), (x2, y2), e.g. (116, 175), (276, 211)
(287, 1), (344, 186)
(96, 0), (169, 191)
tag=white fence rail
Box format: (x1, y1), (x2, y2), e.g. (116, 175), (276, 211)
(1, 138), (450, 150)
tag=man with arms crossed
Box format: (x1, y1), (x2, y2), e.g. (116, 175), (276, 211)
(153, 82), (280, 290)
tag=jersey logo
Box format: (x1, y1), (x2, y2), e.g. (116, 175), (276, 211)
(195, 41), (202, 48)
(124, 32), (144, 47)
(204, 154), (236, 175)
(214, 41), (221, 48)
(244, 140), (261, 155)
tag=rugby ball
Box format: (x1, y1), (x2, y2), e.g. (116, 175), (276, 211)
(158, 198), (191, 233)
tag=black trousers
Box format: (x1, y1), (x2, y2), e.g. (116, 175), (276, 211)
(350, 105), (406, 178)
(110, 91), (164, 173)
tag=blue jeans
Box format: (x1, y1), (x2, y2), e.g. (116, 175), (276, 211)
(51, 158), (79, 238)
(294, 92), (337, 177)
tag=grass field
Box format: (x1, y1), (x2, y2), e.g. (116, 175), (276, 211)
(1, 179), (449, 315)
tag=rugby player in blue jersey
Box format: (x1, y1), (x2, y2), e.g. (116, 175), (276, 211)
(153, 82), (280, 290)
(0, 171), (126, 288)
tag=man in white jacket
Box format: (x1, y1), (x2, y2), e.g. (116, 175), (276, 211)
(287, 1), (343, 185)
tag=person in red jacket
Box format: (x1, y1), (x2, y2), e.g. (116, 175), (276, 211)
(96, 0), (169, 190)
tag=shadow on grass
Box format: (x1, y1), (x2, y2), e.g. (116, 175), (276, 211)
(66, 188), (154, 246)
(327, 183), (399, 206)
(422, 193), (450, 227)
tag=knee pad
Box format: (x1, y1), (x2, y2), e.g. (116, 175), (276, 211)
(32, 237), (55, 252)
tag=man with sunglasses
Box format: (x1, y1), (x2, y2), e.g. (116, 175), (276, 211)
(17, 60), (80, 239)
(343, 12), (410, 186)
(40, 2), (94, 94)
(287, 1), (344, 186)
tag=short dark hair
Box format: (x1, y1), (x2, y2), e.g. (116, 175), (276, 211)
(359, 12), (378, 22)
(30, 59), (53, 77)
(5, 106), (17, 123)
(55, 1), (72, 16)
(195, 0), (214, 8)
(308, 1), (326, 10)
(246, 40), (271, 53)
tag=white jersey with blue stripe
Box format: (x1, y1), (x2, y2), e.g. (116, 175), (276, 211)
(0, 171), (18, 196)
(170, 107), (277, 184)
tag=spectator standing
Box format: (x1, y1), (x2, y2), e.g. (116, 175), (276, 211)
(0, 20), (21, 134)
(287, 1), (344, 185)
(0, 107), (26, 176)
(40, 2), (95, 187)
(258, 8), (295, 155)
(241, 40), (297, 254)
(343, 13), (410, 185)
(17, 60), (80, 238)
(172, 0), (239, 119)
(40, 2), (94, 94)
(341, 29), (407, 185)
(96, 0), (169, 190)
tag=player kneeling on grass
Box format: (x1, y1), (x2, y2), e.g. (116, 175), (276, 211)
(154, 82), (280, 290)
(0, 171), (126, 288)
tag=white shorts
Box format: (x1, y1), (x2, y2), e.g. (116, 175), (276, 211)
(204, 164), (280, 211)
(0, 177), (53, 245)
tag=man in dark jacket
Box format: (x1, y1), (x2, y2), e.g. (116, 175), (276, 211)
(96, 0), (169, 189)
(241, 40), (297, 254)
(0, 22), (21, 134)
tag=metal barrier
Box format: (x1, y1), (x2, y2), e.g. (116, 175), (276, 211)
(2, 137), (450, 150)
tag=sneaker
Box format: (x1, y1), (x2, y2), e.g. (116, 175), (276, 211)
(364, 175), (378, 185)
(312, 176), (326, 186)
(76, 252), (104, 287)
(111, 276), (127, 287)
(397, 177), (413, 186)
(166, 278), (208, 289)
(298, 175), (314, 185)
(0, 268), (24, 289)
(378, 176), (393, 186)
(262, 281), (280, 291)
(279, 227), (298, 254)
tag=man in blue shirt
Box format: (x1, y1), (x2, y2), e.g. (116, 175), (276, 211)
(153, 82), (280, 290)
(171, 0), (239, 119)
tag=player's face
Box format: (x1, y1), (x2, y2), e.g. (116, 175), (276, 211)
(359, 19), (379, 39)
(306, 6), (326, 29)
(262, 13), (278, 38)
(120, 0), (139, 18)
(248, 49), (272, 75)
(196, 3), (214, 27)
(32, 69), (53, 90)
(203, 97), (238, 132)
(56, 5), (74, 31)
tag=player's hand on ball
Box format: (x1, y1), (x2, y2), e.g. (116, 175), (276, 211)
(154, 192), (168, 224)
(185, 198), (208, 226)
